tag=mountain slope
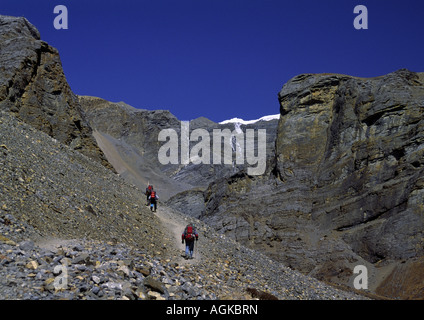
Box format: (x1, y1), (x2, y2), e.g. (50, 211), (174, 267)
(78, 95), (194, 200)
(0, 15), (369, 300)
(0, 111), (164, 250)
(0, 111), (367, 300)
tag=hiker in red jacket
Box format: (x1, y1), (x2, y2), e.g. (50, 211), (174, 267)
(145, 185), (153, 206)
(149, 189), (158, 212)
(182, 224), (198, 259)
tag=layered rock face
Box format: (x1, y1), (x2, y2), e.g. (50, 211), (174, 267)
(200, 69), (424, 298)
(275, 70), (424, 262)
(0, 15), (111, 169)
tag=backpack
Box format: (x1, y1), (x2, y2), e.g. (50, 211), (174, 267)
(148, 185), (153, 191)
(150, 191), (156, 199)
(185, 225), (195, 240)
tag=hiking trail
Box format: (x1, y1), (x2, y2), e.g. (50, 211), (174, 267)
(154, 205), (202, 267)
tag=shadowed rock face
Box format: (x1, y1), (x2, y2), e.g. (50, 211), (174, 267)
(0, 15), (111, 169)
(275, 69), (424, 261)
(199, 69), (424, 298)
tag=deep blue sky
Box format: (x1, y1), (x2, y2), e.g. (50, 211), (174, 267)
(2, 0), (423, 122)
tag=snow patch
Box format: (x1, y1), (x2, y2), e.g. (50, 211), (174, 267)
(219, 114), (280, 125)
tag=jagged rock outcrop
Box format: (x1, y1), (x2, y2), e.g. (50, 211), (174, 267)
(200, 69), (424, 299)
(0, 15), (111, 169)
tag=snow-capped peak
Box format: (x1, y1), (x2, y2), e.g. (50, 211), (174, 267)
(219, 114), (280, 125)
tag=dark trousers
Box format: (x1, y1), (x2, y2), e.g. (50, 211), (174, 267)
(150, 199), (157, 211)
(185, 240), (195, 257)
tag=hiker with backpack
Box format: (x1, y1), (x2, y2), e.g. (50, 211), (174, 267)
(149, 189), (158, 212)
(182, 223), (198, 259)
(145, 185), (153, 206)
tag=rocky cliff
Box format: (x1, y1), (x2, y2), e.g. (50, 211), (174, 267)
(0, 15), (111, 169)
(275, 69), (424, 263)
(199, 69), (424, 299)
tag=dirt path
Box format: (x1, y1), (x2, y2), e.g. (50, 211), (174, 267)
(154, 206), (201, 267)
(33, 204), (202, 268)
(35, 238), (82, 251)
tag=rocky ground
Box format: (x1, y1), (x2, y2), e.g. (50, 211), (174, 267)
(0, 111), (368, 300)
(0, 207), (369, 300)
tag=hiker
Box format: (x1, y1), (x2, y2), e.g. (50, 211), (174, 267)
(145, 185), (153, 206)
(182, 223), (198, 259)
(149, 189), (158, 212)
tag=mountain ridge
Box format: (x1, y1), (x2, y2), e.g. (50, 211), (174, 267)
(78, 95), (279, 200)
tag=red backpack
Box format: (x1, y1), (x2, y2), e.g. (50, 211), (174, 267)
(185, 225), (194, 240)
(150, 191), (156, 199)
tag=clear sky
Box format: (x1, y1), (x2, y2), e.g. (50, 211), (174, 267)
(2, 0), (423, 122)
